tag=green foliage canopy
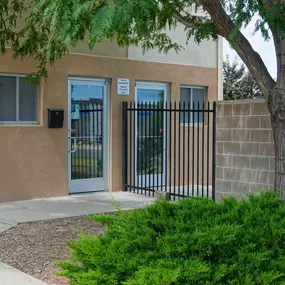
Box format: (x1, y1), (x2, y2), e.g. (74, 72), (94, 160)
(223, 56), (262, 100)
(1, 0), (283, 96)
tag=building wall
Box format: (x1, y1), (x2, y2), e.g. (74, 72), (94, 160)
(0, 50), (218, 202)
(128, 23), (219, 69)
(70, 40), (128, 58)
(216, 100), (275, 200)
(16, 3), (220, 69)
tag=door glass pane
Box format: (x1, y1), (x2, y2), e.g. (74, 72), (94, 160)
(0, 76), (16, 121)
(137, 88), (164, 176)
(71, 84), (104, 180)
(19, 78), (38, 121)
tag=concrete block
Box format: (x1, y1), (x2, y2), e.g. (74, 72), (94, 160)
(228, 117), (243, 128)
(244, 169), (260, 183)
(224, 168), (259, 183)
(232, 103), (250, 116)
(269, 131), (274, 142)
(241, 116), (260, 129)
(216, 167), (224, 179)
(259, 116), (272, 129)
(216, 142), (223, 154)
(251, 130), (270, 142)
(270, 158), (275, 171)
(259, 143), (275, 157)
(249, 183), (271, 193)
(251, 157), (270, 170)
(251, 102), (269, 115)
(216, 104), (223, 116)
(154, 191), (170, 200)
(216, 117), (224, 128)
(232, 155), (250, 168)
(218, 116), (259, 129)
(216, 179), (231, 192)
(232, 130), (251, 142)
(258, 171), (275, 185)
(231, 181), (249, 193)
(224, 104), (233, 116)
(223, 168), (240, 181)
(217, 129), (232, 142)
(241, 143), (259, 156)
(216, 154), (232, 167)
(224, 142), (241, 155)
(217, 117), (238, 128)
(217, 103), (232, 116)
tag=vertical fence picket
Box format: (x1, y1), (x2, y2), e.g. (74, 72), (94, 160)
(122, 102), (128, 191)
(169, 102), (172, 199)
(173, 102), (177, 201)
(212, 102), (217, 201)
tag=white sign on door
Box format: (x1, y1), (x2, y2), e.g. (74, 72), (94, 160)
(117, 78), (130, 95)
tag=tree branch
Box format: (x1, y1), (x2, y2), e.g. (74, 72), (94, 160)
(173, 11), (204, 29)
(198, 0), (275, 96)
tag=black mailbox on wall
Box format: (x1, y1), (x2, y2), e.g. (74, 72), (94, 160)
(48, 108), (64, 128)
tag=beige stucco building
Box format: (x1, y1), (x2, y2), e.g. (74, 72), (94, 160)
(0, 23), (222, 202)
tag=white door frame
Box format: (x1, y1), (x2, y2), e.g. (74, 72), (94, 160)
(68, 77), (110, 194)
(135, 81), (168, 189)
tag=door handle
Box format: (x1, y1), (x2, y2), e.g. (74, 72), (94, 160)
(70, 137), (77, 153)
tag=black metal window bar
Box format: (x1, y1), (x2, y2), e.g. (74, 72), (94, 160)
(122, 101), (216, 201)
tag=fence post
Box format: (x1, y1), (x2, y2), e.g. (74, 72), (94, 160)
(122, 102), (128, 191)
(212, 101), (217, 201)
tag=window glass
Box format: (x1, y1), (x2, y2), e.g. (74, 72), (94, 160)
(193, 88), (206, 124)
(180, 87), (192, 124)
(180, 87), (191, 104)
(19, 78), (38, 121)
(0, 76), (16, 121)
(0, 75), (39, 124)
(180, 86), (206, 124)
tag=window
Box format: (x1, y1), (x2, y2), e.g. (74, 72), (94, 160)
(0, 75), (39, 124)
(180, 86), (206, 125)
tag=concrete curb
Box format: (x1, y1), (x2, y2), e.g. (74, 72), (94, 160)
(0, 218), (18, 233)
(0, 262), (49, 285)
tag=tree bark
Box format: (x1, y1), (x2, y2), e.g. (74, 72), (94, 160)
(196, 0), (285, 195)
(268, 86), (285, 196)
(174, 0), (285, 194)
(199, 0), (275, 95)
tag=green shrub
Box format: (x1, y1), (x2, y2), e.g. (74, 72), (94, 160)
(58, 191), (285, 285)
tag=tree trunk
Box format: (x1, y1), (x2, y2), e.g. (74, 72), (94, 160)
(268, 85), (285, 197)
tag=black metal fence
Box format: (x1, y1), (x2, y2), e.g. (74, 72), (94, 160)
(122, 101), (216, 200)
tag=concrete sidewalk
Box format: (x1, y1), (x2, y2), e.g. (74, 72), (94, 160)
(0, 192), (154, 285)
(0, 262), (48, 285)
(0, 192), (154, 233)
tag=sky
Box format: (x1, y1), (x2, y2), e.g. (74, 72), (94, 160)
(223, 16), (277, 79)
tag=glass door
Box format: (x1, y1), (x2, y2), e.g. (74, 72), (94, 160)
(135, 82), (167, 189)
(68, 78), (108, 193)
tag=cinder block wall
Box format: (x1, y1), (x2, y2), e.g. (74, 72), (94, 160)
(216, 100), (275, 199)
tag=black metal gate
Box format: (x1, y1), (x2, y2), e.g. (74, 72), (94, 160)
(122, 101), (216, 200)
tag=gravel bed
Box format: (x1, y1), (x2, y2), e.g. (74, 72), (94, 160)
(0, 216), (105, 285)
